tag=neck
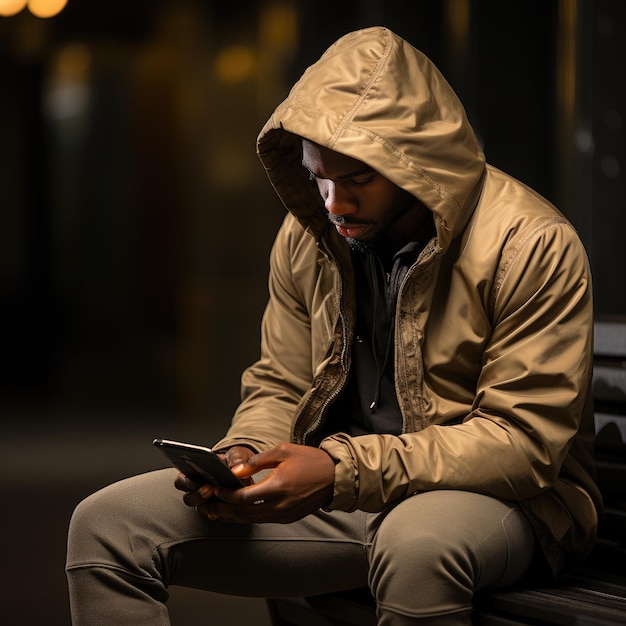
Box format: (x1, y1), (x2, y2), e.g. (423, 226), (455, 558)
(384, 200), (432, 254)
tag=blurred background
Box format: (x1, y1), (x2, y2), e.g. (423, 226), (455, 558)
(1, 0), (624, 623)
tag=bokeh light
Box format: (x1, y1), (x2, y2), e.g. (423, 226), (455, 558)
(0, 0), (28, 17)
(28, 0), (69, 18)
(215, 44), (257, 84)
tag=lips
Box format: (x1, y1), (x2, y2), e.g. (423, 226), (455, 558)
(336, 224), (371, 239)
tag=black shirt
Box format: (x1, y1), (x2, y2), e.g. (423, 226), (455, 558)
(323, 223), (434, 438)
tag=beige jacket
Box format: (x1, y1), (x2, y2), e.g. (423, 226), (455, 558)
(215, 27), (601, 574)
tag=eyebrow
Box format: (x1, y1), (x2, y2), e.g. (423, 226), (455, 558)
(302, 164), (375, 181)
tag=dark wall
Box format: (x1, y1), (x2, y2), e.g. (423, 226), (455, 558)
(1, 3), (625, 625)
(589, 0), (626, 317)
(1, 0), (625, 427)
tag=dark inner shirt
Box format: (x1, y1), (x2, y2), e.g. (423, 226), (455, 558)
(322, 221), (435, 438)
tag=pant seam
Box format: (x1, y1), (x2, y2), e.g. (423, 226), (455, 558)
(377, 599), (470, 619)
(66, 562), (157, 584)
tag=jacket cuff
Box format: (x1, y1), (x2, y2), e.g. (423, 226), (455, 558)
(211, 437), (272, 455)
(320, 435), (359, 511)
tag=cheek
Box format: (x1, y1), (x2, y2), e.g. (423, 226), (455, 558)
(316, 179), (331, 200)
(393, 186), (416, 207)
(375, 180), (411, 206)
(370, 186), (410, 216)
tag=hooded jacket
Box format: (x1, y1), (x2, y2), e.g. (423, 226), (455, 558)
(214, 27), (601, 574)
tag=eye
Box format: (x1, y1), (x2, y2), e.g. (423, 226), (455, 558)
(351, 174), (377, 187)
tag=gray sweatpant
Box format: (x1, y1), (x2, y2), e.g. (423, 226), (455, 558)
(66, 468), (535, 625)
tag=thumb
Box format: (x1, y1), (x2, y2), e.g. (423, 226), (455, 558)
(230, 462), (253, 478)
(225, 445), (254, 468)
(232, 447), (284, 478)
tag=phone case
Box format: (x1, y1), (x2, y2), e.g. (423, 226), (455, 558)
(153, 438), (244, 488)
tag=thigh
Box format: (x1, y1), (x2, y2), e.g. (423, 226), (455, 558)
(171, 509), (372, 597)
(368, 490), (535, 619)
(68, 468), (371, 598)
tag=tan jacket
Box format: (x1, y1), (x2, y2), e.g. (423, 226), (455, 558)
(215, 27), (601, 574)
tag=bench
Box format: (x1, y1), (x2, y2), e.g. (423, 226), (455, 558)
(266, 318), (626, 625)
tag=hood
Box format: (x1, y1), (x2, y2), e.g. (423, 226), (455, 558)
(257, 26), (486, 253)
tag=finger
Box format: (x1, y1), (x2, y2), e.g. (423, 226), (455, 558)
(183, 483), (216, 507)
(174, 473), (205, 493)
(198, 500), (271, 524)
(211, 483), (267, 506)
(230, 449), (284, 479)
(225, 446), (254, 468)
(199, 497), (312, 525)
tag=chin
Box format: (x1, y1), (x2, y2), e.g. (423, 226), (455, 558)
(346, 236), (377, 252)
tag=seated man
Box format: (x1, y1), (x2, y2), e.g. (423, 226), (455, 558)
(66, 27), (601, 625)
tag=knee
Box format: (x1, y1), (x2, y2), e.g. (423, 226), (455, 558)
(369, 520), (474, 621)
(67, 482), (129, 567)
(67, 468), (191, 574)
(367, 490), (533, 620)
(368, 492), (483, 615)
(67, 471), (169, 566)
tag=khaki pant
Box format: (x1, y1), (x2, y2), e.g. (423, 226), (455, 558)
(66, 468), (535, 625)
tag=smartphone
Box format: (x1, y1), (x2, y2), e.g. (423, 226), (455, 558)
(153, 438), (245, 488)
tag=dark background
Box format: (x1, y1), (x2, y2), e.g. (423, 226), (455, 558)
(1, 1), (624, 624)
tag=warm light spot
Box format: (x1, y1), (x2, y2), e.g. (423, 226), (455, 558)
(259, 1), (298, 53)
(28, 0), (69, 18)
(215, 44), (256, 84)
(56, 42), (92, 77)
(444, 0), (470, 56)
(0, 0), (28, 17)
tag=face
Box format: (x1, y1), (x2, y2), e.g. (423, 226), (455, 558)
(301, 139), (426, 249)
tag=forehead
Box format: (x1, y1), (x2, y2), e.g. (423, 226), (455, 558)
(301, 139), (370, 177)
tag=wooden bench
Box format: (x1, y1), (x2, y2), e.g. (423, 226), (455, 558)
(267, 318), (626, 625)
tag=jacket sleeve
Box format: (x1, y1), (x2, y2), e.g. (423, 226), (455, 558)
(320, 220), (595, 512)
(213, 216), (316, 453)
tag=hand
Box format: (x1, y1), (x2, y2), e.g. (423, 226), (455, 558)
(174, 446), (255, 503)
(187, 443), (335, 524)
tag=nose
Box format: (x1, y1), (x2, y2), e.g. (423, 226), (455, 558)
(324, 181), (357, 218)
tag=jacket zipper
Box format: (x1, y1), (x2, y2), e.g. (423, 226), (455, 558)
(393, 238), (438, 433)
(297, 237), (438, 443)
(297, 245), (351, 445)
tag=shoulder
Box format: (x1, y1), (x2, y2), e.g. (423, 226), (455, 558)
(455, 166), (590, 314)
(465, 166), (586, 262)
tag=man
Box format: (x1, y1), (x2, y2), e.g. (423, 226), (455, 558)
(66, 27), (601, 625)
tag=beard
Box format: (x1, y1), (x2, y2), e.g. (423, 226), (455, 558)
(343, 197), (416, 253)
(345, 236), (373, 252)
